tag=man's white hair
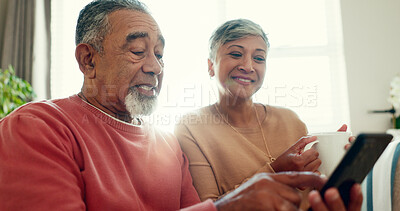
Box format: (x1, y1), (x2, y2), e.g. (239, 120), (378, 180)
(125, 87), (158, 118)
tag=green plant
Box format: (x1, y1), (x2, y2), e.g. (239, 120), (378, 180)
(0, 65), (36, 118)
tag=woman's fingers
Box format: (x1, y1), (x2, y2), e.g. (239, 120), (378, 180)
(304, 157), (322, 172)
(300, 148), (320, 170)
(345, 136), (356, 150)
(337, 124), (347, 132)
(292, 136), (317, 152)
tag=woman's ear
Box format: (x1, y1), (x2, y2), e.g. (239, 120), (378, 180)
(75, 43), (96, 79)
(208, 59), (215, 77)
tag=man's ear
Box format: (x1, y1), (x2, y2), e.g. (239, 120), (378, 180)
(75, 43), (97, 79)
(208, 59), (215, 77)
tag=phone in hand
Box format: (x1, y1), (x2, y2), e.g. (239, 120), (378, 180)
(309, 133), (392, 210)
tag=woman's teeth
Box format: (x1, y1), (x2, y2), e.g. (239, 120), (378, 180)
(233, 77), (252, 83)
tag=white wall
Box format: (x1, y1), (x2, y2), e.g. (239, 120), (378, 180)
(341, 0), (400, 134)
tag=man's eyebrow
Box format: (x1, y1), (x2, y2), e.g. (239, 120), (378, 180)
(125, 32), (165, 47)
(126, 32), (148, 42)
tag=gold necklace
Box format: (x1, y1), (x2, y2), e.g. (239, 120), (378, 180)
(214, 104), (276, 163)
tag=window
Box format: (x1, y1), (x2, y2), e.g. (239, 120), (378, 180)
(51, 0), (350, 133)
(51, 0), (90, 99)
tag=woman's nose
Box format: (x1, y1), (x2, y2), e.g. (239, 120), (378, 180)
(238, 56), (255, 73)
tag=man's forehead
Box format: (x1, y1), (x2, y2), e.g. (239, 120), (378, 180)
(108, 9), (163, 40)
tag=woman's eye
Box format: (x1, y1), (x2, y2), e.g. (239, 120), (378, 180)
(228, 52), (242, 58)
(254, 56), (266, 63)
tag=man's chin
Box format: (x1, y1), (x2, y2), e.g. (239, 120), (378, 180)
(125, 90), (158, 118)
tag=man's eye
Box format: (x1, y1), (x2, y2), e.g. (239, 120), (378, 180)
(155, 54), (163, 60)
(131, 51), (144, 56)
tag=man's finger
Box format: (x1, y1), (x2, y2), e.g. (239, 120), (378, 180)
(242, 173), (303, 206)
(269, 172), (326, 190)
(309, 190), (328, 211)
(348, 184), (363, 211)
(324, 188), (346, 211)
(271, 194), (299, 211)
(258, 184), (302, 209)
(253, 175), (303, 205)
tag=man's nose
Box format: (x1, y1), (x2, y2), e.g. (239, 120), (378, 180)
(142, 54), (163, 75)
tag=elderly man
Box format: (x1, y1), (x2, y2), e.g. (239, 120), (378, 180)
(0, 0), (362, 210)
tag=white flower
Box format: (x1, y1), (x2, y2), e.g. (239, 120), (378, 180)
(388, 74), (400, 112)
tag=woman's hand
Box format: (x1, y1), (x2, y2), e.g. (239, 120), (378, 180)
(337, 124), (356, 150)
(270, 136), (321, 173)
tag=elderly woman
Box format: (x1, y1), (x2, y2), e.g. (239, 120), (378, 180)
(174, 18), (323, 205)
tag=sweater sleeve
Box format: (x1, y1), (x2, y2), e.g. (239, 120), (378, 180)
(0, 114), (85, 211)
(181, 199), (216, 211)
(175, 123), (221, 202)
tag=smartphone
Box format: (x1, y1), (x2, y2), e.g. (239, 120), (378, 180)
(310, 133), (392, 209)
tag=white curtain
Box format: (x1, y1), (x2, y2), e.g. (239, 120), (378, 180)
(0, 0), (35, 83)
(32, 0), (51, 100)
(0, 0), (51, 100)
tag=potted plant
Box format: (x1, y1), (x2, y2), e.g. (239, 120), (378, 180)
(0, 65), (36, 118)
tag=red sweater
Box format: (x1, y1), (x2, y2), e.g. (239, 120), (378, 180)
(0, 95), (216, 211)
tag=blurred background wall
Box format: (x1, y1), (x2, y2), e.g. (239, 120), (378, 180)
(341, 0), (400, 134)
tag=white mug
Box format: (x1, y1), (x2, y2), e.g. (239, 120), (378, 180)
(305, 132), (351, 177)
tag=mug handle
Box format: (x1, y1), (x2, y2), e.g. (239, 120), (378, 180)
(304, 140), (319, 151)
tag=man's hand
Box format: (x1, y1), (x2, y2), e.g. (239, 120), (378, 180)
(215, 172), (325, 211)
(309, 184), (363, 211)
(271, 136), (321, 173)
(215, 172), (363, 211)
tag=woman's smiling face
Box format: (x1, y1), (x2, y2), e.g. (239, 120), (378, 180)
(209, 35), (268, 101)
